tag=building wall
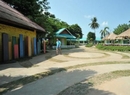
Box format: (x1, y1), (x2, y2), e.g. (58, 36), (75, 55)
(61, 38), (67, 45)
(0, 23), (36, 62)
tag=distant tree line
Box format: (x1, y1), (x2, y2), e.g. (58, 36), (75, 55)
(87, 16), (130, 43)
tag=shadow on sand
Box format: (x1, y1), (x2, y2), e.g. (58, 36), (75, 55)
(58, 80), (116, 95)
(1, 68), (97, 95)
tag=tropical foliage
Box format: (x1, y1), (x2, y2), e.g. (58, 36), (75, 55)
(113, 24), (130, 35)
(3, 0), (50, 20)
(96, 44), (130, 51)
(87, 32), (95, 43)
(100, 27), (110, 39)
(3, 0), (83, 39)
(89, 17), (99, 34)
(67, 24), (83, 38)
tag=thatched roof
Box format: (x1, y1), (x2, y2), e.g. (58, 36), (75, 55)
(102, 35), (109, 40)
(118, 28), (130, 37)
(116, 36), (123, 39)
(0, 0), (45, 32)
(103, 33), (117, 40)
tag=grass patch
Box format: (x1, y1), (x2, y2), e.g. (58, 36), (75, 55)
(96, 44), (130, 51)
(114, 52), (130, 59)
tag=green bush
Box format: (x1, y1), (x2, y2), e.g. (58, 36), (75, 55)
(96, 44), (130, 51)
(86, 43), (93, 47)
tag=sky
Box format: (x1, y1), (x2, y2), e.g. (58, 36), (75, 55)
(48, 0), (130, 39)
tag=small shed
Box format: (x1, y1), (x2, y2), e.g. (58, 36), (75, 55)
(117, 28), (130, 45)
(102, 33), (117, 45)
(52, 28), (76, 48)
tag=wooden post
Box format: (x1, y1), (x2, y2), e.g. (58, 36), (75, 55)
(43, 40), (46, 53)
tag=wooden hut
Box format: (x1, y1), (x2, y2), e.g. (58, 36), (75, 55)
(102, 33), (117, 45)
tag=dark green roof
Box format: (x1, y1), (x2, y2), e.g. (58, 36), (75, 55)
(56, 28), (76, 39)
(67, 38), (87, 41)
(56, 28), (66, 34)
(56, 34), (76, 39)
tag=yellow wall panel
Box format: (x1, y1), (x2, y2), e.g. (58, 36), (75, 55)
(0, 24), (36, 62)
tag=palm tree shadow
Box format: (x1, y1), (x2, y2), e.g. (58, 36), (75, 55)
(58, 79), (116, 95)
(87, 88), (116, 95)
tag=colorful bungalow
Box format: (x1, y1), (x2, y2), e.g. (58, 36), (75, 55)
(53, 28), (76, 48)
(0, 1), (45, 63)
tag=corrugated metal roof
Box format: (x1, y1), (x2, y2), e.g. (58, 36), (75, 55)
(0, 0), (45, 32)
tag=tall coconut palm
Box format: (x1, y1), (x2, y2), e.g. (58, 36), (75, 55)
(89, 17), (99, 40)
(129, 21), (130, 28)
(100, 26), (110, 39)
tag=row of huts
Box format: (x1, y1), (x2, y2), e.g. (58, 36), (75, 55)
(103, 28), (130, 45)
(0, 0), (77, 63)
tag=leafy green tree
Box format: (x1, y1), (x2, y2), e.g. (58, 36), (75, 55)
(43, 17), (69, 39)
(44, 12), (55, 18)
(127, 22), (130, 27)
(100, 27), (110, 39)
(3, 0), (50, 21)
(68, 24), (83, 38)
(113, 24), (130, 35)
(87, 32), (95, 43)
(3, 0), (82, 41)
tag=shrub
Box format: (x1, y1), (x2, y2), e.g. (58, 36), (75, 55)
(96, 44), (130, 51)
(86, 43), (93, 47)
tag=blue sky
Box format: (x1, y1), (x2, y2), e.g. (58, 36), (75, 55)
(48, 0), (130, 39)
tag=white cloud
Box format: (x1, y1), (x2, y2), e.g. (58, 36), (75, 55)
(84, 15), (94, 19)
(101, 21), (108, 26)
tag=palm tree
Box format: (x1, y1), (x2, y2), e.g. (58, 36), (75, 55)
(128, 21), (130, 28)
(89, 17), (99, 41)
(100, 27), (110, 39)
